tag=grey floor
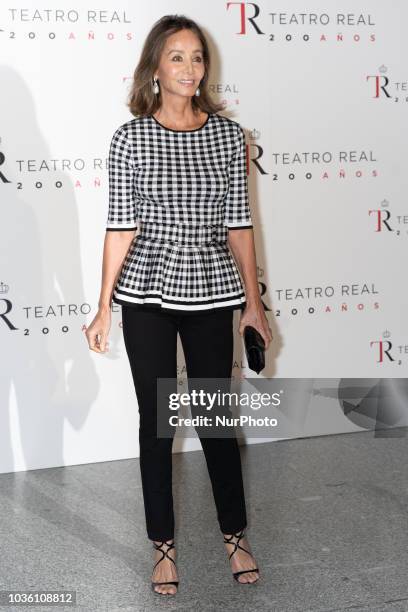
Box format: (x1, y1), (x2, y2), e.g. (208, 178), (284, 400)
(0, 428), (408, 612)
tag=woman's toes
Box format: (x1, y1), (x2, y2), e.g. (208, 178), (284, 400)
(238, 573), (250, 583)
(154, 584), (177, 595)
(238, 570), (259, 583)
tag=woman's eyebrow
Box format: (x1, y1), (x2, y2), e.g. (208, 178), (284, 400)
(167, 48), (203, 54)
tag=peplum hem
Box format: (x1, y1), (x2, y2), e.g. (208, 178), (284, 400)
(112, 224), (248, 315)
(113, 298), (246, 316)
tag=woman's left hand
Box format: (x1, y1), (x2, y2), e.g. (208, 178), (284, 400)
(239, 300), (273, 350)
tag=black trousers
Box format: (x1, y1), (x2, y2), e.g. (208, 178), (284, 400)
(121, 304), (248, 541)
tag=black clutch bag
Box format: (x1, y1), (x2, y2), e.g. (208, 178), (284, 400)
(244, 325), (266, 374)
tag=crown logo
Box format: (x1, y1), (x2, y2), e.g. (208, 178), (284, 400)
(0, 281), (9, 294)
(382, 330), (391, 339)
(379, 65), (387, 74)
(380, 199), (389, 207)
(249, 128), (260, 140)
(257, 266), (264, 277)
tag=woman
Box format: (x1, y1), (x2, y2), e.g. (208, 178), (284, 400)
(86, 14), (272, 596)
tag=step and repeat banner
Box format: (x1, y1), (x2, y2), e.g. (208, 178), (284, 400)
(0, 1), (407, 474)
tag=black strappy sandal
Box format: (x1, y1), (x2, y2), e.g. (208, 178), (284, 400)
(223, 529), (260, 584)
(151, 540), (179, 595)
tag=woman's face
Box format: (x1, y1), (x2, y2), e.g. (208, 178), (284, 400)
(154, 29), (205, 100)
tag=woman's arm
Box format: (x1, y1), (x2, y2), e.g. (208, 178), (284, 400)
(86, 229), (135, 353)
(228, 228), (273, 349)
(98, 230), (136, 310)
(86, 123), (139, 353)
(227, 228), (261, 307)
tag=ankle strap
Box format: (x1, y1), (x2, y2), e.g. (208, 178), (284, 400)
(223, 529), (251, 559)
(153, 540), (175, 551)
(152, 540), (176, 571)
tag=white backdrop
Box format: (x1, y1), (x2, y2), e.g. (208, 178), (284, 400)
(0, 1), (407, 475)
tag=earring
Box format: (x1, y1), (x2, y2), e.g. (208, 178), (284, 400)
(195, 86), (200, 97)
(153, 77), (159, 95)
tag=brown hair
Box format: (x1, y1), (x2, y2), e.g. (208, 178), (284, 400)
(127, 14), (224, 117)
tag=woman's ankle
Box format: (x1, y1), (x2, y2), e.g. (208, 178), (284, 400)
(151, 537), (174, 543)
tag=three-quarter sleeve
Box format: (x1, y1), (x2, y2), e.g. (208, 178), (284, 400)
(106, 126), (138, 231)
(223, 124), (253, 229)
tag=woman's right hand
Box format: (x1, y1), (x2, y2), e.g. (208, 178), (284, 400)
(85, 306), (111, 353)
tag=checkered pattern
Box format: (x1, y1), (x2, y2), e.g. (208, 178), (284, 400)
(106, 113), (253, 314)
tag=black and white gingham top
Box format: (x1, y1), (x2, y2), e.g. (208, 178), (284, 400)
(106, 112), (253, 315)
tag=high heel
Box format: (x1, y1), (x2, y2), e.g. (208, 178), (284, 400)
(151, 540), (179, 595)
(223, 529), (260, 584)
